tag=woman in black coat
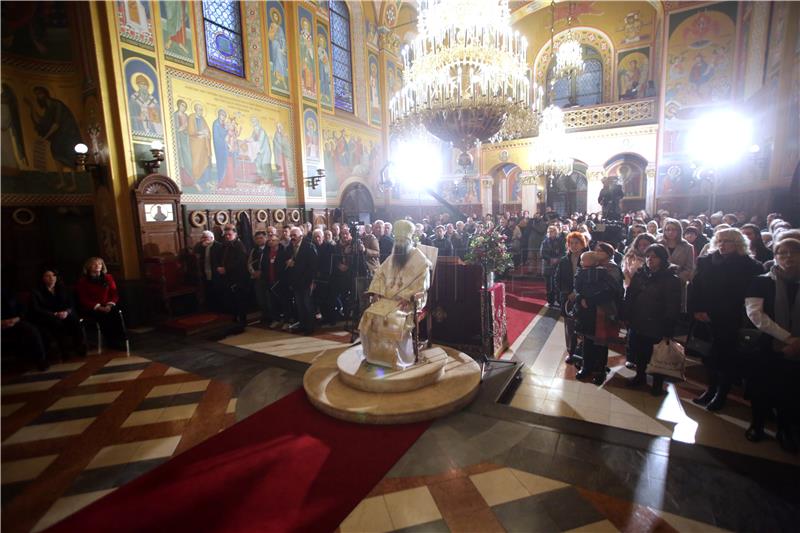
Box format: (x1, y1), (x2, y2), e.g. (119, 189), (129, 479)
(554, 231), (589, 358)
(30, 268), (87, 357)
(744, 238), (800, 452)
(689, 228), (764, 411)
(624, 244), (681, 395)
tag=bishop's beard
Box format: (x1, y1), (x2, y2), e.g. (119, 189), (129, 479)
(392, 243), (412, 269)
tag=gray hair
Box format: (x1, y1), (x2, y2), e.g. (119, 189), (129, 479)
(201, 230), (214, 240)
(708, 228), (750, 256)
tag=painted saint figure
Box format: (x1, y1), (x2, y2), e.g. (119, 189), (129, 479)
(268, 7), (289, 93)
(23, 86), (82, 190)
(212, 109), (229, 185)
(317, 29), (332, 107)
(187, 103), (212, 184)
(173, 99), (194, 187)
(250, 117), (273, 182)
(129, 74), (162, 136)
(299, 16), (316, 99)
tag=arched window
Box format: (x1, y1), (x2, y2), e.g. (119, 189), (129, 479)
(202, 0), (244, 77)
(546, 45), (603, 107)
(329, 0), (354, 113)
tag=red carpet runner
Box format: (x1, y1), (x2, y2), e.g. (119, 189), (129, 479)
(506, 279), (546, 346)
(48, 389), (430, 533)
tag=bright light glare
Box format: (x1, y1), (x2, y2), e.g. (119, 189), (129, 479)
(686, 110), (752, 168)
(391, 140), (442, 191)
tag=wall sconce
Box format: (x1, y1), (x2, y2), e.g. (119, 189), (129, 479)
(75, 142), (108, 186)
(74, 142), (90, 172)
(142, 140), (165, 174)
(305, 168), (325, 190)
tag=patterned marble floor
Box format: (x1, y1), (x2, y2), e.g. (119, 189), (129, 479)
(3, 318), (800, 532)
(504, 308), (800, 465)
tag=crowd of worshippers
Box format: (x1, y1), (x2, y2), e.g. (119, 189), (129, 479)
(2, 257), (129, 372)
(528, 208), (799, 454)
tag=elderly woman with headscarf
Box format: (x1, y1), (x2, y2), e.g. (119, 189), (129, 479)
(194, 230), (223, 311)
(744, 238), (800, 453)
(689, 228), (764, 411)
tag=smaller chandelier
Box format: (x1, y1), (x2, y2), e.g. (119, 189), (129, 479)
(553, 34), (584, 79)
(529, 105), (573, 180)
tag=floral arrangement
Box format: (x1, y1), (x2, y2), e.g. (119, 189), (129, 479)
(465, 229), (514, 275)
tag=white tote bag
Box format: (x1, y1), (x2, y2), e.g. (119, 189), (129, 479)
(646, 339), (686, 381)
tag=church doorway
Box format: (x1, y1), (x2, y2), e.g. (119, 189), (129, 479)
(546, 163), (588, 216)
(340, 183), (374, 224)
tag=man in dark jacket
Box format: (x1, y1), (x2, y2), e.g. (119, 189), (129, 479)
(286, 226), (318, 334)
(431, 225), (454, 257)
(378, 221), (394, 264)
(218, 223), (249, 331)
(312, 229), (339, 325)
(540, 225), (565, 306)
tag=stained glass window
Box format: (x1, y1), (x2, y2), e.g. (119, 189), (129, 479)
(546, 45), (602, 108)
(329, 0), (353, 113)
(202, 0), (244, 77)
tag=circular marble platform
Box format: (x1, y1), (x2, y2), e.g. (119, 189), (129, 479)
(304, 345), (481, 424)
(336, 345), (448, 393)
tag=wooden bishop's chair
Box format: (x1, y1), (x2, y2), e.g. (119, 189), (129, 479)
(412, 244), (439, 360)
(143, 254), (198, 317)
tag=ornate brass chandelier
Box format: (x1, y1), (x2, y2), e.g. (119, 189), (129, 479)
(553, 1), (584, 80)
(389, 0), (532, 164)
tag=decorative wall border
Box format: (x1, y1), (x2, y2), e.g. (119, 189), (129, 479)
(1, 194), (95, 206)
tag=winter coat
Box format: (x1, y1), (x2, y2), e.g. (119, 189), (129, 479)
(624, 265), (682, 339)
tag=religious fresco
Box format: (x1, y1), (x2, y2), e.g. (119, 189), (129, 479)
(617, 10), (653, 47)
(765, 2), (788, 88)
(321, 117), (382, 199)
(367, 52), (382, 126)
(1, 2), (74, 62)
(316, 21), (334, 112)
(297, 5), (317, 101)
(303, 106), (321, 168)
(739, 1), (769, 100)
(266, 1), (290, 97)
(438, 178), (481, 205)
(657, 2), (739, 198)
(665, 3), (737, 107)
(365, 19), (379, 49)
(606, 159), (644, 198)
(123, 51), (164, 140)
(617, 47), (649, 101)
(115, 0), (154, 50)
(160, 0), (194, 67)
(303, 106), (323, 200)
(0, 76), (92, 195)
(166, 71), (296, 200)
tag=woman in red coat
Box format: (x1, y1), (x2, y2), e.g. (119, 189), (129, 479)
(76, 257), (128, 349)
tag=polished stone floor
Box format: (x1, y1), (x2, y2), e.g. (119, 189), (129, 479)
(2, 319), (800, 532)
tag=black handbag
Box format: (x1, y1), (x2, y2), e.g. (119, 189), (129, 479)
(685, 320), (713, 359)
(737, 328), (763, 358)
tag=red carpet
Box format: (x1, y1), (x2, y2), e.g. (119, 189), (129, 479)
(505, 279), (546, 346)
(48, 389), (430, 533)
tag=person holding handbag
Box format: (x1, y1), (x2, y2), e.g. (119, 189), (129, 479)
(744, 238), (800, 453)
(623, 244), (681, 395)
(688, 228), (764, 411)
